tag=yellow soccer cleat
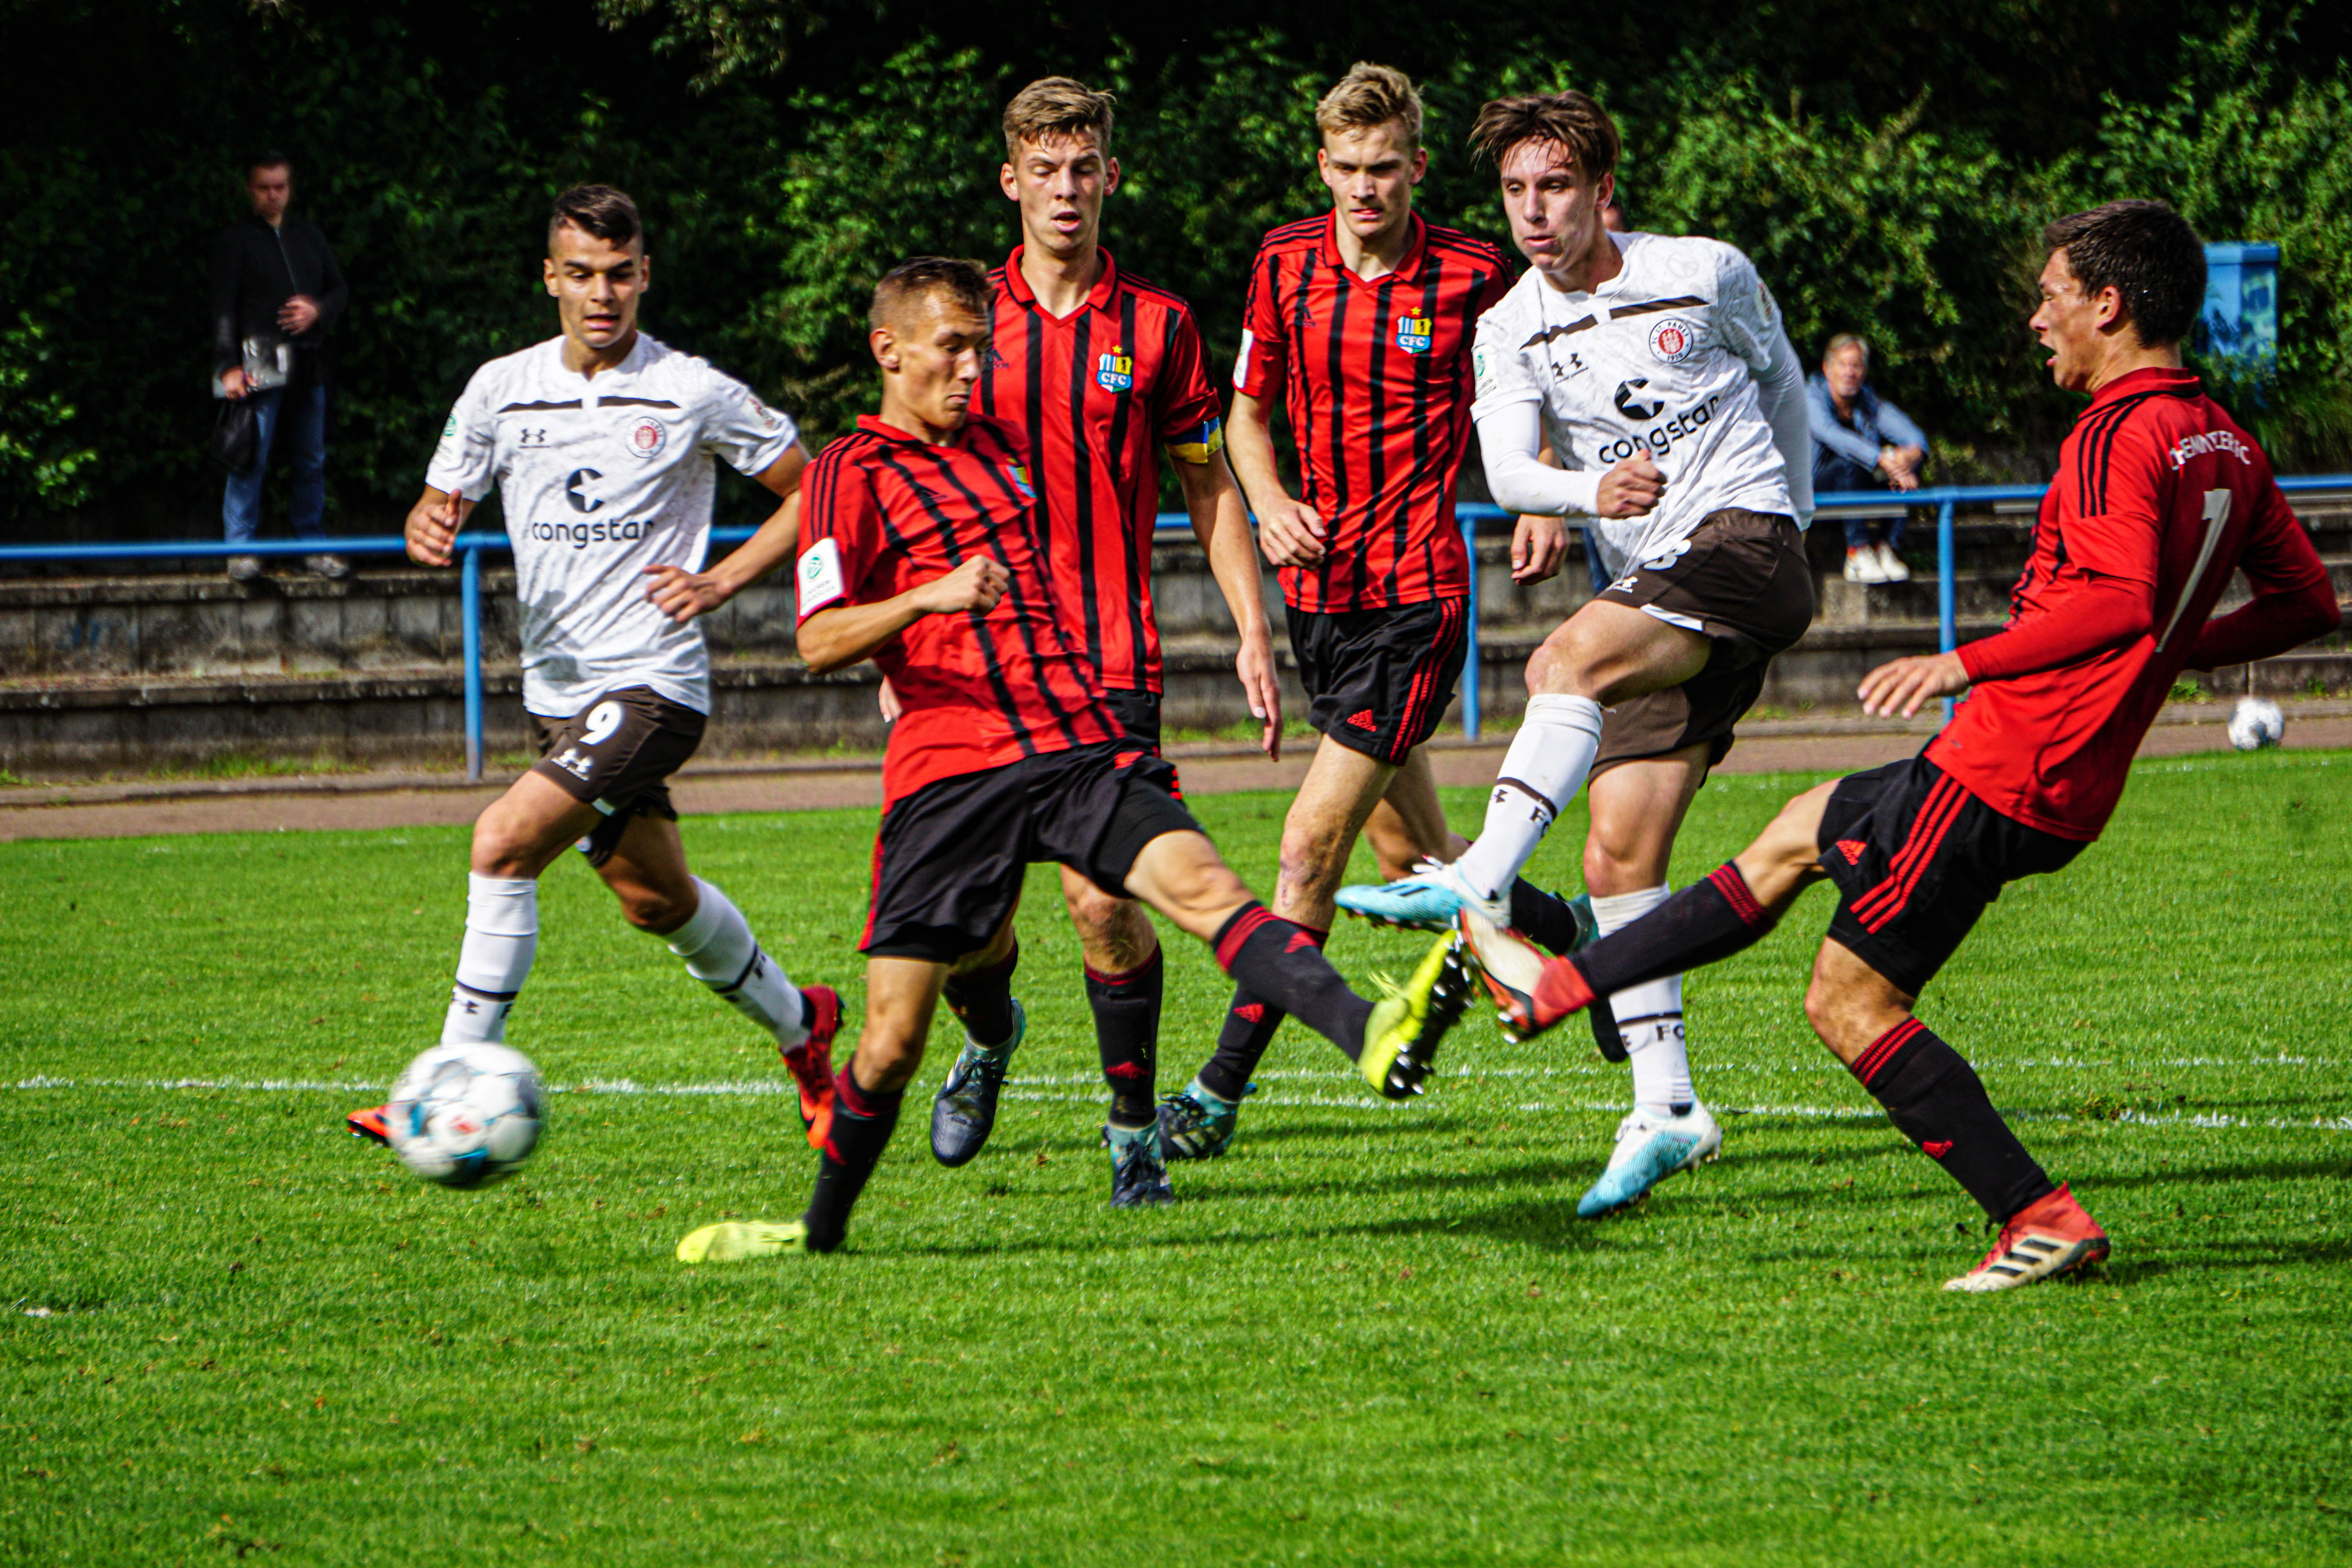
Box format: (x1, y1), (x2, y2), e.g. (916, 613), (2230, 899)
(1356, 932), (1476, 1100)
(675, 1219), (810, 1264)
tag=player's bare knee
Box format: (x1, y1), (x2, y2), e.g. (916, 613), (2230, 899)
(850, 1028), (926, 1093)
(617, 886), (688, 934)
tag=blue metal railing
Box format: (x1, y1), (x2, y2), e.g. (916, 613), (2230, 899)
(3, 476), (2343, 776)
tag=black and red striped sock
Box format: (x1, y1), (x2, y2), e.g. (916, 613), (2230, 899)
(802, 1067), (904, 1252)
(1849, 1017), (2055, 1222)
(1210, 904), (1373, 1063)
(1199, 924), (1325, 1103)
(943, 940), (1020, 1049)
(1086, 949), (1163, 1125)
(1570, 862), (1781, 999)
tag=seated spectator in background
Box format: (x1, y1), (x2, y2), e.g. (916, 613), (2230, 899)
(212, 151), (349, 582)
(1809, 333), (1928, 584)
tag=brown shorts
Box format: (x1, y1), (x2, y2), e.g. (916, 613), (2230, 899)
(529, 686), (706, 866)
(1591, 509), (1813, 776)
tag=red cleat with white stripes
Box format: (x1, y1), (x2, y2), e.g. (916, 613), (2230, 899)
(1944, 1183), (2111, 1292)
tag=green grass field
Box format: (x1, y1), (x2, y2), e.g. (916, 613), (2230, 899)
(5, 753), (2350, 1566)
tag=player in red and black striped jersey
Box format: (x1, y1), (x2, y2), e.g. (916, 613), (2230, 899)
(672, 259), (1462, 1264)
(923, 78), (1279, 1203)
(1445, 201), (2340, 1292)
(1164, 64), (1588, 1160)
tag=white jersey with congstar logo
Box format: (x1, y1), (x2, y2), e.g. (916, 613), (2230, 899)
(427, 333), (798, 718)
(1471, 231), (1806, 578)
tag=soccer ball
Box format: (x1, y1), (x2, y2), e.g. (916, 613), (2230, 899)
(2227, 696), (2286, 753)
(385, 1043), (545, 1187)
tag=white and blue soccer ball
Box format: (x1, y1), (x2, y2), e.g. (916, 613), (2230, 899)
(2228, 696), (2286, 753)
(385, 1043), (544, 1187)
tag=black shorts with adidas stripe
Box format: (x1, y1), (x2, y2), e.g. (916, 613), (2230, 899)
(1817, 755), (2083, 997)
(1287, 595), (1468, 764)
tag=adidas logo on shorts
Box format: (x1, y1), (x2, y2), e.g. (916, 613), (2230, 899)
(1346, 709), (1379, 731)
(1836, 839), (1869, 865)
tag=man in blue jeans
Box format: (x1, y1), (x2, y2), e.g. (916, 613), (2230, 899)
(1808, 333), (1929, 584)
(212, 152), (349, 581)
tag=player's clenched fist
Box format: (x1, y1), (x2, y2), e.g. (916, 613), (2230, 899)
(1255, 497), (1330, 568)
(404, 488), (464, 566)
(916, 554), (1010, 615)
(1594, 454), (1665, 519)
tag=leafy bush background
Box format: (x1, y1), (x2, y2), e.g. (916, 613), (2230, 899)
(4, 0), (2347, 536)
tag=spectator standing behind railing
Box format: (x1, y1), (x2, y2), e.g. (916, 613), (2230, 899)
(1808, 333), (1929, 584)
(212, 151), (349, 582)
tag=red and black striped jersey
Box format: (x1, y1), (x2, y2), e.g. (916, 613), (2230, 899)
(1931, 368), (2328, 840)
(977, 248), (1225, 694)
(795, 413), (1119, 807)
(1233, 212), (1514, 613)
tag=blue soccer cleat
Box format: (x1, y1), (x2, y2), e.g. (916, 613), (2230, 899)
(929, 999), (1025, 1167)
(1155, 1080), (1256, 1162)
(1576, 1102), (1722, 1217)
(1106, 1122), (1176, 1207)
(1336, 860), (1507, 932)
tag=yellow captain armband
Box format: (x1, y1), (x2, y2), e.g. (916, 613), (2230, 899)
(1167, 416), (1226, 465)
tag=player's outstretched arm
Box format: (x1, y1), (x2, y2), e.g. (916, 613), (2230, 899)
(644, 444), (811, 624)
(1176, 452), (1283, 758)
(403, 487), (472, 567)
(1226, 390), (1327, 568)
(797, 555), (1008, 675)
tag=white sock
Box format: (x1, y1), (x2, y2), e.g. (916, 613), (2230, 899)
(666, 877), (808, 1049)
(1454, 694), (1604, 899)
(1591, 884), (1694, 1115)
(443, 875), (538, 1045)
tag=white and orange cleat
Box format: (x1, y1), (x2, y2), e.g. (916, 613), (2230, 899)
(1944, 1183), (2111, 1292)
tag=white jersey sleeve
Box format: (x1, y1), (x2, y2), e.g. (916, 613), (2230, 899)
(426, 366), (501, 501)
(1470, 303), (1547, 422)
(1709, 245), (1784, 380)
(695, 375), (800, 477)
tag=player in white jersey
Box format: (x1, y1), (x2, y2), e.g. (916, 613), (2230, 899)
(345, 185), (844, 1154)
(1340, 93), (1817, 1214)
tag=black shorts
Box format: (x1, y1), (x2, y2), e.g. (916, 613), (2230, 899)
(1288, 596), (1468, 763)
(1102, 687), (1163, 753)
(862, 742), (1202, 964)
(1817, 755), (2086, 996)
(528, 686), (705, 867)
(1592, 509), (1813, 776)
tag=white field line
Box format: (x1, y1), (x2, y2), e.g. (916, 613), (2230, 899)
(9, 1075), (2350, 1133)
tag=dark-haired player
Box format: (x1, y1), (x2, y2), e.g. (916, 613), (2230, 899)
(1164, 63), (1587, 1162)
(1450, 200), (2340, 1290)
(916, 78), (1281, 1206)
(347, 185), (842, 1151)
(674, 258), (1456, 1263)
(1342, 91), (1817, 1216)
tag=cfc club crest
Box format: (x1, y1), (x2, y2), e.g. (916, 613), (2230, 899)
(1005, 463), (1035, 500)
(1096, 346), (1134, 394)
(1648, 317), (1699, 365)
(1394, 313), (1434, 354)
(628, 417), (668, 459)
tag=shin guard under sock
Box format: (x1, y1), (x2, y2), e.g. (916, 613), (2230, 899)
(1454, 694), (1604, 900)
(1087, 949), (1163, 1124)
(1849, 1018), (2055, 1221)
(1199, 924), (1325, 1103)
(802, 1068), (905, 1252)
(943, 941), (1020, 1049)
(444, 875), (537, 1045)
(666, 877), (808, 1047)
(1211, 905), (1373, 1062)
(1573, 863), (1781, 1000)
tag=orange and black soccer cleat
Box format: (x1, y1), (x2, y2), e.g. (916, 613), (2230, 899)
(345, 1104), (392, 1147)
(782, 984), (842, 1151)
(1944, 1183), (2111, 1292)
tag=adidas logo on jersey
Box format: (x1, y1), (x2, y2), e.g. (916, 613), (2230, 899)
(1345, 709), (1379, 731)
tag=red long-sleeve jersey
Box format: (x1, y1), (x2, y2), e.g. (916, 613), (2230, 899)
(1929, 368), (2335, 840)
